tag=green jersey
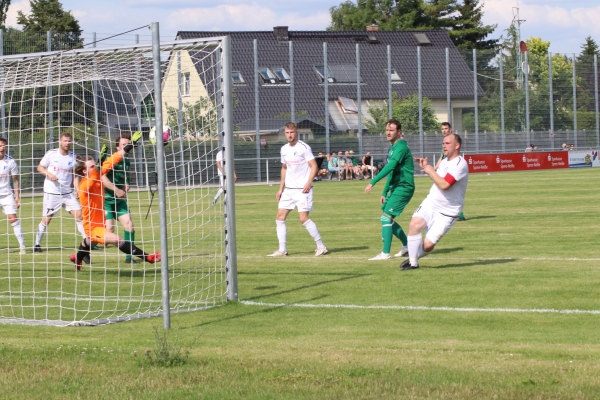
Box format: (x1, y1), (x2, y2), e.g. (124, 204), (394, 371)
(370, 140), (414, 195)
(104, 156), (130, 201)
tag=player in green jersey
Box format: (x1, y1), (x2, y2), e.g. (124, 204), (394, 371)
(101, 133), (138, 264)
(435, 122), (465, 221)
(364, 119), (415, 260)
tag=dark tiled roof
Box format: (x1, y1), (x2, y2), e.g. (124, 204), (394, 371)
(178, 29), (481, 131)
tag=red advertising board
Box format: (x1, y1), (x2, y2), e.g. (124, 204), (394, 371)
(465, 152), (569, 173)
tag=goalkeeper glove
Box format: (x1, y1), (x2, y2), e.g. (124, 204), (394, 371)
(99, 144), (107, 163)
(132, 131), (143, 145)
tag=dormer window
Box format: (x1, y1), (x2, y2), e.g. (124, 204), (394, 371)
(315, 64), (360, 83)
(337, 96), (358, 114)
(232, 71), (245, 84)
(389, 69), (403, 83)
(272, 67), (291, 83)
(258, 67), (277, 84)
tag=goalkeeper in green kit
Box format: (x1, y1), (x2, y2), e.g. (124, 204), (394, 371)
(364, 119), (415, 260)
(100, 132), (141, 264)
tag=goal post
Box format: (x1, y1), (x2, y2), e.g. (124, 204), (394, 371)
(0, 24), (237, 326)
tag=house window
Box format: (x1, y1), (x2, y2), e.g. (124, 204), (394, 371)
(258, 67), (277, 84)
(272, 67), (291, 83)
(389, 69), (403, 83)
(337, 96), (358, 114)
(315, 64), (360, 83)
(182, 72), (191, 96)
(232, 71), (245, 84)
(299, 133), (309, 141)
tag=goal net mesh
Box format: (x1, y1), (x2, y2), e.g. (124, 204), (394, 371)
(0, 37), (229, 326)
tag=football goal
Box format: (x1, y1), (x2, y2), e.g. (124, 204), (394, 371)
(0, 23), (237, 326)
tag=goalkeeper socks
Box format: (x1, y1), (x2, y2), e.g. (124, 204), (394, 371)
(391, 221), (408, 246)
(76, 220), (86, 239)
(407, 234), (422, 267)
(118, 241), (147, 260)
(303, 219), (324, 248)
(276, 220), (287, 253)
(124, 231), (134, 260)
(11, 220), (25, 248)
(380, 215), (394, 254)
(76, 239), (91, 263)
(35, 222), (47, 245)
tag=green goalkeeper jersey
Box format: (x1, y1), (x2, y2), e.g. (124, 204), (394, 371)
(369, 139), (414, 195)
(104, 156), (130, 201)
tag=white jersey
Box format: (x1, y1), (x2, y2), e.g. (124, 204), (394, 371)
(0, 155), (18, 196)
(280, 140), (315, 189)
(40, 149), (78, 195)
(216, 150), (223, 176)
(426, 156), (469, 217)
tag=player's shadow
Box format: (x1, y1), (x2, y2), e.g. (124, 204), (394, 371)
(430, 247), (464, 255)
(240, 272), (369, 301)
(461, 215), (496, 221)
(103, 268), (161, 278)
(324, 246), (369, 253)
(182, 295), (331, 329)
(433, 258), (515, 269)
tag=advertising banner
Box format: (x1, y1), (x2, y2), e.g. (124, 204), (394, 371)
(465, 152), (570, 173)
(568, 150), (599, 168)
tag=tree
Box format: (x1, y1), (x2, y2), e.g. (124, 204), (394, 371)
(365, 93), (438, 134)
(579, 36), (599, 58)
(16, 0), (82, 51)
(0, 0), (10, 28)
(450, 0), (497, 49)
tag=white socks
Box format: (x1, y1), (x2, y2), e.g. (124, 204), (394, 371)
(213, 188), (224, 203)
(303, 219), (325, 249)
(76, 220), (86, 239)
(407, 234), (430, 267)
(276, 220), (287, 253)
(11, 220), (25, 248)
(35, 222), (47, 245)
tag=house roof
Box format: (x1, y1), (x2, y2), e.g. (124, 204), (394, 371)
(177, 29), (482, 131)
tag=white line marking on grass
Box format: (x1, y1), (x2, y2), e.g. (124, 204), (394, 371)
(241, 300), (600, 315)
(244, 255), (600, 261)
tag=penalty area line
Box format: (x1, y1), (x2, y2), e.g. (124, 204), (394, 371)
(240, 300), (600, 315)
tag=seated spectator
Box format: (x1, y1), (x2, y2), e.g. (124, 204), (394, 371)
(314, 152), (328, 181)
(562, 143), (568, 151)
(343, 151), (354, 180)
(349, 150), (361, 179)
(569, 144), (575, 150)
(327, 151), (343, 178)
(525, 144), (537, 152)
(337, 151), (349, 179)
(361, 151), (377, 179)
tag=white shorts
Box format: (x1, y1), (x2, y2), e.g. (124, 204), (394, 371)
(0, 194), (17, 215)
(412, 198), (457, 245)
(42, 192), (81, 216)
(278, 188), (313, 212)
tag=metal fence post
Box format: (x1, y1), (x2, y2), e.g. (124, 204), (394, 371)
(525, 51), (530, 145)
(387, 45), (392, 120)
(446, 48), (451, 126)
(150, 22), (171, 329)
(324, 42), (330, 154)
(418, 46), (423, 155)
(177, 51), (185, 185)
(92, 32), (100, 157)
(499, 52), (505, 152)
(0, 29), (5, 138)
(356, 43), (362, 155)
(47, 31), (54, 149)
(549, 52), (554, 144)
(135, 33), (145, 187)
(254, 39), (261, 181)
(595, 54), (599, 147)
(572, 53), (577, 147)
(289, 40), (294, 123)
(473, 49), (479, 153)
(222, 35), (238, 302)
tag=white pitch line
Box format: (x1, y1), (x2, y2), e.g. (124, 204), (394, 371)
(241, 300), (600, 315)
(241, 255), (600, 261)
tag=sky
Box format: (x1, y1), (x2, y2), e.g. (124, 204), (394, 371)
(4, 0), (600, 54)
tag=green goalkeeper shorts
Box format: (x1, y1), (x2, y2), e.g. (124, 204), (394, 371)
(104, 199), (130, 220)
(381, 188), (414, 217)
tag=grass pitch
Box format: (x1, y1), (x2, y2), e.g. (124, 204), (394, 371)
(1, 168), (600, 399)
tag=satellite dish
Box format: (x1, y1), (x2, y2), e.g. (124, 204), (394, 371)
(519, 41), (528, 53)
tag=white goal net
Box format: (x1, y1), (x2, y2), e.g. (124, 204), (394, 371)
(0, 33), (236, 326)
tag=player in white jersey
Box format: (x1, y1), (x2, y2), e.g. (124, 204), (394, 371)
(34, 133), (86, 252)
(0, 138), (26, 254)
(212, 149), (237, 206)
(401, 133), (469, 271)
(267, 122), (327, 257)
